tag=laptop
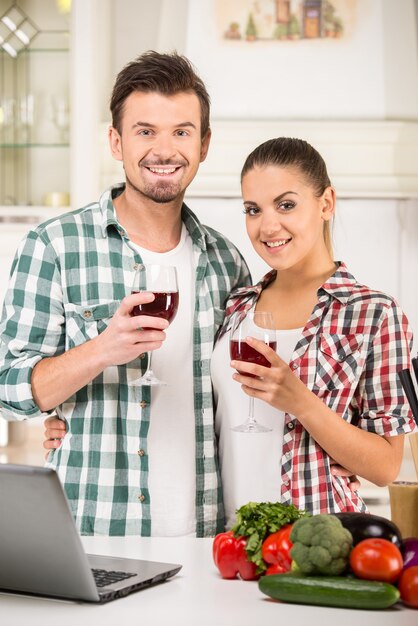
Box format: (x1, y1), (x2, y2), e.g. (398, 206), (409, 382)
(0, 464), (182, 603)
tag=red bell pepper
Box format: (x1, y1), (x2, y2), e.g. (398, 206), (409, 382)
(265, 562), (290, 576)
(212, 531), (258, 580)
(261, 524), (293, 571)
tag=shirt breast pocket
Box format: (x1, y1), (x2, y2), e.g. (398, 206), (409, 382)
(64, 301), (120, 349)
(314, 333), (364, 391)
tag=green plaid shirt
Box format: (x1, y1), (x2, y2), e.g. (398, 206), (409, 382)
(0, 184), (251, 536)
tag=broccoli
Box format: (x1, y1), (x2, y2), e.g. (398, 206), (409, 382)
(290, 514), (353, 576)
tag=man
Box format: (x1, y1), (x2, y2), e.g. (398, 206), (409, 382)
(0, 51), (251, 537)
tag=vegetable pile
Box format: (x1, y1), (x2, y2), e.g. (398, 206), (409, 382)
(212, 504), (418, 611)
(228, 501), (307, 573)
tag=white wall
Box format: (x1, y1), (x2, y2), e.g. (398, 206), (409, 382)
(71, 0), (418, 353)
(188, 195), (418, 355)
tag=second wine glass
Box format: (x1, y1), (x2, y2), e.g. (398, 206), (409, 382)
(230, 311), (277, 433)
(131, 264), (179, 386)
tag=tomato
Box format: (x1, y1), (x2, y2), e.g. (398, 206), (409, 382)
(261, 524), (293, 570)
(349, 538), (403, 583)
(398, 566), (418, 609)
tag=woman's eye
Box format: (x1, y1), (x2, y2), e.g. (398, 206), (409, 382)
(279, 201), (295, 211)
(243, 206), (259, 216)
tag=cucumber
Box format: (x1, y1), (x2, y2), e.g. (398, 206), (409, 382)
(258, 573), (400, 610)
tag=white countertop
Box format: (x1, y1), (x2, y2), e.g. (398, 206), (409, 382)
(0, 537), (415, 626)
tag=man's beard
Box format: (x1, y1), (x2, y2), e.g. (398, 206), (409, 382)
(125, 175), (182, 203)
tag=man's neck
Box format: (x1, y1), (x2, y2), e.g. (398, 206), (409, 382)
(113, 188), (184, 253)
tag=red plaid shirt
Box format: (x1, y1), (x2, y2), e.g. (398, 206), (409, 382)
(217, 263), (415, 514)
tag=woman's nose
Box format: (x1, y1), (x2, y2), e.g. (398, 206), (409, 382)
(260, 210), (282, 237)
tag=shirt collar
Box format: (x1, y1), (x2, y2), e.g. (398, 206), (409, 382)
(227, 262), (357, 306)
(99, 184), (125, 237)
(99, 183), (216, 249)
(319, 262), (358, 304)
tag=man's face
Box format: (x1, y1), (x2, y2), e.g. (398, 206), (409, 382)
(109, 91), (210, 204)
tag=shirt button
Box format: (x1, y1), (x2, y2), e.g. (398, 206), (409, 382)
(83, 310), (92, 318)
(140, 353), (146, 360)
(337, 351), (345, 361)
(283, 481), (290, 487)
(137, 449), (145, 457)
(119, 229), (126, 237)
(138, 494), (145, 502)
(287, 422), (294, 430)
(139, 400), (148, 409)
(292, 363), (298, 370)
(133, 263), (139, 271)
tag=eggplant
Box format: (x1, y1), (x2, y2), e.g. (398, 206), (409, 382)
(402, 537), (418, 571)
(334, 512), (402, 549)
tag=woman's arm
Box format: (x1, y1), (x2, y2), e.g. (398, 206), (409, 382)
(232, 337), (406, 486)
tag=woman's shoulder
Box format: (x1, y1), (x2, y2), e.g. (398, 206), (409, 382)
(332, 262), (402, 310)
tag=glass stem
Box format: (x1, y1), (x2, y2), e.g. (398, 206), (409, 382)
(145, 351), (153, 376)
(248, 396), (256, 425)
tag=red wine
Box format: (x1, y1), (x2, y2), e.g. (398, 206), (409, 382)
(131, 291), (179, 326)
(230, 339), (277, 376)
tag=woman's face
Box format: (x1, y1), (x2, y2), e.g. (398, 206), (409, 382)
(241, 164), (334, 273)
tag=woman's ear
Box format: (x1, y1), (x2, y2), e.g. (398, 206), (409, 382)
(321, 186), (336, 221)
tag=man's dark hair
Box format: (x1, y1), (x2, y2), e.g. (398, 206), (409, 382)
(110, 50), (210, 138)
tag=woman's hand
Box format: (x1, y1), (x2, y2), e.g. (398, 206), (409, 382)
(230, 336), (312, 415)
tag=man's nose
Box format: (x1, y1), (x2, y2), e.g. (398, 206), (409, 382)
(151, 134), (176, 160)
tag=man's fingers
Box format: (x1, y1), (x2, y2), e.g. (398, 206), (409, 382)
(43, 438), (62, 450)
(129, 316), (169, 332)
(44, 417), (65, 430)
(118, 292), (155, 316)
(45, 429), (66, 439)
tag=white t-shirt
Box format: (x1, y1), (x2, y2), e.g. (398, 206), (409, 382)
(130, 225), (196, 536)
(211, 325), (302, 529)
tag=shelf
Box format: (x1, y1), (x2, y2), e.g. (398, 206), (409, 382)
(0, 143), (69, 148)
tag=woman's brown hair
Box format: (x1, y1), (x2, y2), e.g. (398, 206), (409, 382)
(241, 137), (334, 256)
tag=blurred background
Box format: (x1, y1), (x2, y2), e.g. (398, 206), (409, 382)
(0, 0), (418, 515)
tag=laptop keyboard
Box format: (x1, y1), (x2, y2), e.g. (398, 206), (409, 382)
(92, 568), (137, 588)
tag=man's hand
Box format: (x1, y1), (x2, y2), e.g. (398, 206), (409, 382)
(33, 291), (168, 413)
(43, 416), (66, 458)
(92, 291), (169, 369)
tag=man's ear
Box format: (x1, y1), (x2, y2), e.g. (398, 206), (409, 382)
(108, 126), (123, 162)
(321, 186), (336, 221)
(200, 128), (211, 163)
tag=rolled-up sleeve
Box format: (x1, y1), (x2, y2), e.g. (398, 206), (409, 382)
(357, 300), (416, 436)
(0, 229), (65, 419)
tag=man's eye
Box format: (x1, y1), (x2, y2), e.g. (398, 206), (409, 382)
(176, 130), (188, 136)
(138, 129), (152, 136)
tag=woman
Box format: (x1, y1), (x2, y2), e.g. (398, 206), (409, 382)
(211, 137), (415, 528)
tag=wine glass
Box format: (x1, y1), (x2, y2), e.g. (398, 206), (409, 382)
(131, 264), (179, 386)
(51, 95), (70, 143)
(229, 311), (277, 433)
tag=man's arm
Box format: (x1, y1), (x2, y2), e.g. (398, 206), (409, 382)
(32, 292), (168, 411)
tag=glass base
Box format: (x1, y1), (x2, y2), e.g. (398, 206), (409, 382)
(232, 420), (272, 433)
(131, 371), (167, 386)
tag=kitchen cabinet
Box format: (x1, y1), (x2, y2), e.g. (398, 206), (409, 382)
(0, 0), (70, 206)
